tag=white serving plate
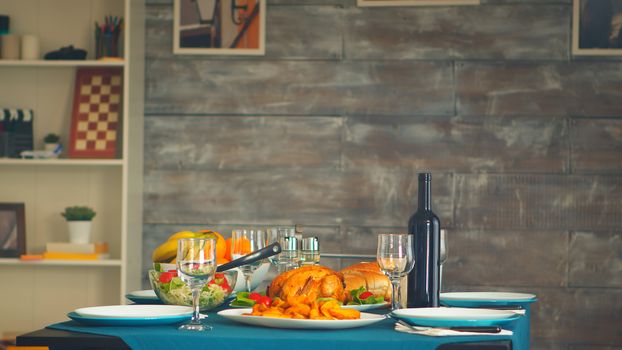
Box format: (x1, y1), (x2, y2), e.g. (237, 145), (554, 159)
(74, 305), (193, 319)
(391, 307), (520, 327)
(218, 308), (385, 329)
(440, 292), (536, 302)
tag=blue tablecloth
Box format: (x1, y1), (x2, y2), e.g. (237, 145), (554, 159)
(47, 312), (516, 350)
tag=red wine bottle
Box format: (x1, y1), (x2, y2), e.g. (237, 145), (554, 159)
(407, 173), (441, 308)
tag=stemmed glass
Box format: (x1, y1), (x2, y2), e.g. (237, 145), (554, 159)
(176, 237), (216, 331)
(377, 233), (415, 311)
(439, 229), (447, 292)
(232, 229), (266, 293)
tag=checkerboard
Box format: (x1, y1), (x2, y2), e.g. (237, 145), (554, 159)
(69, 68), (122, 158)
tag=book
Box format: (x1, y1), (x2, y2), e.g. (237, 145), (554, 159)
(42, 252), (109, 260)
(45, 242), (108, 254)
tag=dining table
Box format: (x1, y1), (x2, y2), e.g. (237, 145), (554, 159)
(16, 305), (520, 350)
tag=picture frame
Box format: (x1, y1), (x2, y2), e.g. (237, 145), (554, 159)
(68, 67), (123, 159)
(173, 0), (266, 55)
(357, 0), (479, 6)
(0, 203), (26, 258)
(572, 0), (622, 56)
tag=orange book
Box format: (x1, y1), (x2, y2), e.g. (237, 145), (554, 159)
(42, 252), (108, 260)
(19, 254), (44, 261)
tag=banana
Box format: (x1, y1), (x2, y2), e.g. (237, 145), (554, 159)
(152, 239), (179, 263)
(167, 230), (200, 241)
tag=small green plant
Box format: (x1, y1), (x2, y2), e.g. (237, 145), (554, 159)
(44, 133), (60, 143)
(61, 206), (96, 221)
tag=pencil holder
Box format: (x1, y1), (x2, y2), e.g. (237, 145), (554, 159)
(95, 16), (122, 59)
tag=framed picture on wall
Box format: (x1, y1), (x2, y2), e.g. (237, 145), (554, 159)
(0, 203), (26, 258)
(573, 0), (622, 56)
(357, 0), (479, 6)
(173, 0), (266, 55)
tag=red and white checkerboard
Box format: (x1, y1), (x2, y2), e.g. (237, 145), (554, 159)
(69, 68), (122, 158)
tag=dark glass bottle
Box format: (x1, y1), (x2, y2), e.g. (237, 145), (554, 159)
(407, 173), (441, 308)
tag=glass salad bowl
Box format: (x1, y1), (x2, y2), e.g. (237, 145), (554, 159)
(148, 269), (238, 311)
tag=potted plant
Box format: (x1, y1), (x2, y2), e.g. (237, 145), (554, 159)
(43, 133), (62, 157)
(61, 206), (96, 244)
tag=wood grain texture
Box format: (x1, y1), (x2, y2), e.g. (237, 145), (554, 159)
(144, 170), (454, 227)
(457, 62), (622, 117)
(144, 116), (342, 171)
(345, 4), (568, 60)
(146, 4), (343, 60)
(569, 231), (622, 288)
(443, 229), (568, 287)
(343, 115), (568, 173)
(145, 59), (453, 116)
(571, 118), (622, 174)
(455, 174), (622, 231)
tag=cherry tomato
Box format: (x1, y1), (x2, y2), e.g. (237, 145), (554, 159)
(248, 292), (262, 302)
(159, 271), (174, 283)
(258, 296), (272, 307)
(359, 291), (373, 300)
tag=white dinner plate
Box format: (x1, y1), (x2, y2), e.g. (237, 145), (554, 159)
(218, 308), (386, 329)
(342, 302), (390, 311)
(440, 292), (536, 306)
(391, 307), (520, 327)
(74, 305), (193, 319)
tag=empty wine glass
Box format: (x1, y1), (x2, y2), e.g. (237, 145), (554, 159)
(439, 229), (447, 291)
(268, 227), (295, 274)
(232, 229), (266, 292)
(377, 233), (415, 311)
(177, 237), (216, 331)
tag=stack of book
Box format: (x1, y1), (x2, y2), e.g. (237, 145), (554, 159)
(43, 242), (109, 260)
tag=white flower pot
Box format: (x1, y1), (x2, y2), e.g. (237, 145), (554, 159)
(68, 221), (92, 244)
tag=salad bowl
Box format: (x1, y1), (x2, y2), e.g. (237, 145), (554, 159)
(148, 269), (237, 311)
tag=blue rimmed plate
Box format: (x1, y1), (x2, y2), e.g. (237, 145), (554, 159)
(391, 307), (521, 327)
(440, 292), (537, 308)
(125, 290), (163, 304)
(68, 312), (192, 326)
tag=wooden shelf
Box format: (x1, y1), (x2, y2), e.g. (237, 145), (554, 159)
(0, 60), (125, 67)
(0, 258), (122, 267)
(0, 158), (123, 166)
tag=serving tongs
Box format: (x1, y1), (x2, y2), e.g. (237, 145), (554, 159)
(216, 242), (282, 273)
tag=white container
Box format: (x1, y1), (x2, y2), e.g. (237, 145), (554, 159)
(68, 221), (92, 244)
(20, 34), (39, 60)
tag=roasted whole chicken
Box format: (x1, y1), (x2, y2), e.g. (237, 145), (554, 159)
(267, 265), (346, 302)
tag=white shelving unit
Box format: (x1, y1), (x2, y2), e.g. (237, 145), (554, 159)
(0, 0), (144, 333)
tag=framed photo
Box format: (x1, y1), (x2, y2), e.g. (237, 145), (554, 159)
(357, 0), (479, 6)
(68, 67), (123, 159)
(0, 203), (26, 258)
(573, 0), (622, 56)
(174, 0), (266, 55)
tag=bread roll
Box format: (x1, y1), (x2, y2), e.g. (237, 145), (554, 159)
(268, 265), (346, 302)
(341, 262), (391, 302)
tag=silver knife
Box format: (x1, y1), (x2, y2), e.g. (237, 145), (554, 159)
(396, 320), (502, 334)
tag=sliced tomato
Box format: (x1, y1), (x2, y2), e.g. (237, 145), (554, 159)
(159, 271), (174, 283)
(359, 291), (373, 300)
(258, 295), (272, 307)
(248, 292), (262, 302)
(167, 269), (178, 277)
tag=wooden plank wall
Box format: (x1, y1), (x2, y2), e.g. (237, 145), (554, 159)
(142, 1), (622, 348)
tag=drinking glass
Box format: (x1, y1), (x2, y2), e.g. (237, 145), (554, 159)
(232, 229), (266, 292)
(377, 233), (415, 311)
(439, 229), (447, 291)
(177, 237), (216, 331)
(268, 227), (295, 273)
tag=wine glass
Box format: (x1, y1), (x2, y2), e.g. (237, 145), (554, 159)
(268, 227), (295, 274)
(176, 237), (216, 331)
(232, 229), (266, 292)
(439, 229), (447, 291)
(377, 233), (415, 311)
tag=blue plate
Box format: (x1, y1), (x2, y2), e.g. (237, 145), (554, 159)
(440, 292), (537, 308)
(391, 307), (521, 328)
(125, 290), (163, 305)
(67, 312), (191, 326)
